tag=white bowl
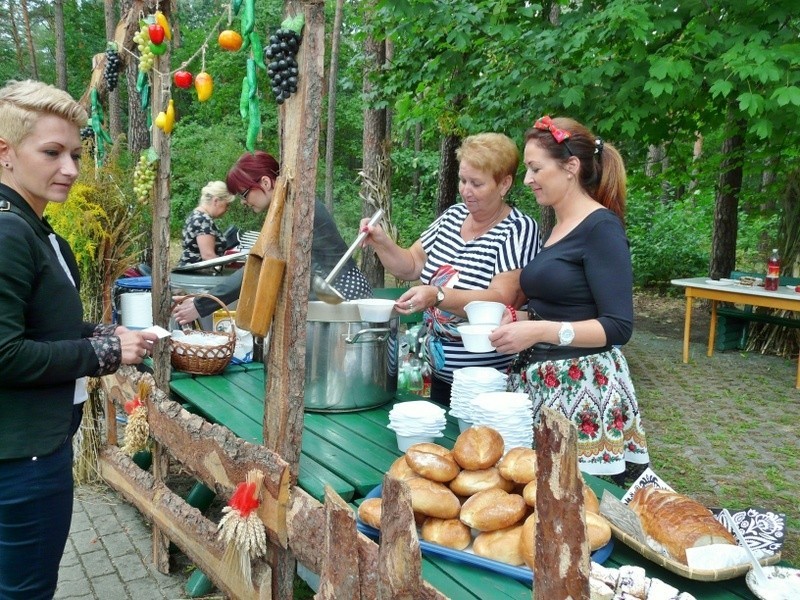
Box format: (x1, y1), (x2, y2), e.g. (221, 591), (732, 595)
(355, 298), (396, 322)
(464, 301), (505, 325)
(396, 433), (435, 452)
(457, 324), (496, 353)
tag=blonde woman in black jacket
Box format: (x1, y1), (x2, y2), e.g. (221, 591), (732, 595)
(0, 80), (158, 599)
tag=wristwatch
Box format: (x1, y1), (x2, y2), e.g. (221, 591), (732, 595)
(434, 286), (445, 307)
(558, 322), (575, 346)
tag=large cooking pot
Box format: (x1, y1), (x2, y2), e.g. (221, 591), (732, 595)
(169, 270), (238, 330)
(304, 301), (398, 412)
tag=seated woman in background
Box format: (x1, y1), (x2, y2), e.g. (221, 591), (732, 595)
(360, 133), (540, 404)
(177, 180), (235, 266)
(489, 116), (649, 483)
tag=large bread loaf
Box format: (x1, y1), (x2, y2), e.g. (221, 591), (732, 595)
(629, 486), (735, 564)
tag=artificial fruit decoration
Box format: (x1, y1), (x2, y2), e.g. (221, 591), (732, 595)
(149, 41), (167, 56)
(174, 70), (193, 89)
(218, 29), (243, 51)
(194, 72), (213, 102)
(155, 11), (172, 41)
(148, 23), (165, 45)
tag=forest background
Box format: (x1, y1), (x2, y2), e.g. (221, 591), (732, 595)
(2, 0), (799, 290)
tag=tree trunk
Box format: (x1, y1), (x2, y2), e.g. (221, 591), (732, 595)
(122, 0), (149, 154)
(360, 2), (388, 288)
(7, 1), (25, 72)
(20, 0), (38, 79)
(710, 108), (746, 280)
(104, 0), (122, 140)
(54, 0), (67, 89)
(323, 0), (344, 214)
(413, 122), (422, 201)
(436, 133), (460, 216)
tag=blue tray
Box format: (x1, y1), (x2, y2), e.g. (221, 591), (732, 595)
(356, 484), (614, 585)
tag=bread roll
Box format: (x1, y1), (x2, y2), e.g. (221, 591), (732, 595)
(406, 442), (450, 456)
(584, 484), (600, 515)
(629, 486), (735, 563)
(497, 447), (537, 484)
(522, 479), (537, 507)
(405, 445), (460, 482)
(357, 497), (382, 530)
(448, 467), (514, 496)
(459, 488), (526, 531)
(473, 524), (525, 566)
(388, 455), (419, 482)
(452, 426), (505, 470)
(586, 511), (612, 551)
(406, 477), (461, 519)
(420, 517), (472, 550)
(519, 512), (536, 570)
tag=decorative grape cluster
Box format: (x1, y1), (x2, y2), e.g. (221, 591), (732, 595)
(265, 28), (301, 104)
(103, 45), (122, 91)
(133, 26), (155, 73)
(79, 126), (95, 141)
(133, 153), (156, 204)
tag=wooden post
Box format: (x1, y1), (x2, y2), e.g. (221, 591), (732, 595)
(533, 407), (590, 600)
(264, 1), (325, 597)
(316, 487), (362, 599)
(377, 476), (422, 600)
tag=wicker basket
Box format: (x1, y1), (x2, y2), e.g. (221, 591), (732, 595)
(170, 294), (235, 375)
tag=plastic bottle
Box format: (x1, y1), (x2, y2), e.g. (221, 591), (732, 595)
(765, 248), (780, 291)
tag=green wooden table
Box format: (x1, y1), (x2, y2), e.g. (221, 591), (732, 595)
(170, 364), (763, 599)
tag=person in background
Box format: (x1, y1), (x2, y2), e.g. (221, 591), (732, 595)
(177, 180), (235, 266)
(489, 116), (649, 482)
(0, 80), (157, 599)
(360, 133), (540, 404)
(172, 150), (372, 323)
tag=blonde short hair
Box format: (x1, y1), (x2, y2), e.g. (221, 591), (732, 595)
(456, 133), (520, 185)
(0, 80), (87, 146)
(200, 180), (235, 205)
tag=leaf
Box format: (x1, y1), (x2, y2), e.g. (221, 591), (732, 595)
(709, 79), (734, 99)
(770, 85), (800, 107)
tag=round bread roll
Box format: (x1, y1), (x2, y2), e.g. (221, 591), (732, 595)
(497, 447), (537, 484)
(459, 488), (526, 531)
(522, 478), (537, 507)
(452, 426), (505, 470)
(587, 511), (612, 551)
(357, 497), (382, 530)
(388, 456), (419, 482)
(584, 483), (600, 515)
(420, 518), (472, 550)
(473, 524), (525, 566)
(405, 445), (460, 482)
(407, 477), (461, 519)
(406, 442), (450, 456)
(448, 467), (514, 496)
(519, 512), (536, 570)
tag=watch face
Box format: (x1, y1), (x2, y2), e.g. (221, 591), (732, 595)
(559, 323), (575, 345)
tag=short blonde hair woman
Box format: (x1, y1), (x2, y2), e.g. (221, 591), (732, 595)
(178, 180), (235, 265)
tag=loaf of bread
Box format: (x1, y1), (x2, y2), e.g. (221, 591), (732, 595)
(628, 486), (735, 563)
(406, 477), (461, 519)
(405, 444), (460, 482)
(472, 524), (525, 566)
(584, 484), (600, 514)
(497, 447), (537, 484)
(459, 488), (526, 531)
(519, 512), (536, 570)
(448, 467), (514, 496)
(388, 455), (419, 482)
(522, 479), (537, 507)
(420, 517), (472, 550)
(357, 497), (383, 530)
(587, 511), (612, 551)
(452, 426), (505, 470)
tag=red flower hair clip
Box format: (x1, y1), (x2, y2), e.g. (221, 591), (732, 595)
(534, 115), (571, 144)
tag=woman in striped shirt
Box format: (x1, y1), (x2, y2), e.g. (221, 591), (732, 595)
(361, 133), (540, 404)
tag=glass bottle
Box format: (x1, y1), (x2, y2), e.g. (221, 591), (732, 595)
(765, 248), (780, 291)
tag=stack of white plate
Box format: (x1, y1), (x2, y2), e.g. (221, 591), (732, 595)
(387, 400), (447, 451)
(469, 392), (533, 452)
(449, 367), (507, 431)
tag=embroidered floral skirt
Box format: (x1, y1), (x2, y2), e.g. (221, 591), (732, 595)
(507, 347), (649, 476)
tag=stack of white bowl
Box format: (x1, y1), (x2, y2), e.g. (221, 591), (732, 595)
(469, 391), (533, 452)
(387, 400), (447, 451)
(449, 367), (508, 432)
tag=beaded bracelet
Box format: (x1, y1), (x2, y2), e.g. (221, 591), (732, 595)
(505, 305), (517, 322)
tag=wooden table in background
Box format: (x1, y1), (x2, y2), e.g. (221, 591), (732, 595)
(670, 277), (800, 388)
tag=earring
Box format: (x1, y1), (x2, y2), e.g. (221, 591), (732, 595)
(567, 174), (572, 179)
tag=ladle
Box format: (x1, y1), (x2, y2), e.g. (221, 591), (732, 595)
(312, 208), (384, 304)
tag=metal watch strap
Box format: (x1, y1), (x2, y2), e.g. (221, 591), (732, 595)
(434, 286), (445, 307)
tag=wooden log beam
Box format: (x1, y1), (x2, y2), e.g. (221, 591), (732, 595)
(99, 445), (272, 598)
(377, 476), (422, 600)
(316, 486), (362, 599)
(533, 407), (589, 600)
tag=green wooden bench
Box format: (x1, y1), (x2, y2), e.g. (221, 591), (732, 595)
(715, 270), (800, 351)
